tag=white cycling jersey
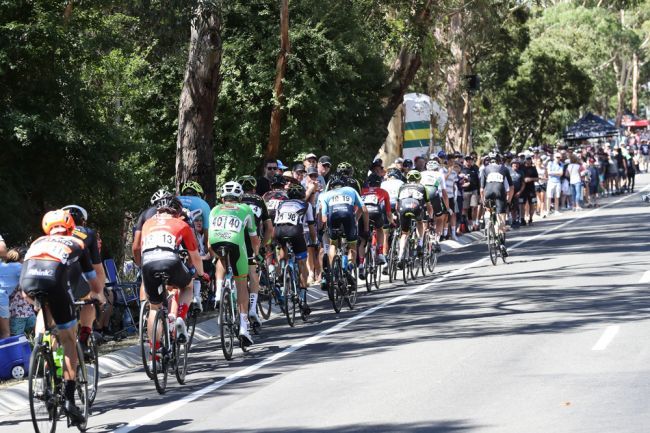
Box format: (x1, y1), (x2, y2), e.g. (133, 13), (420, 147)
(381, 178), (404, 205)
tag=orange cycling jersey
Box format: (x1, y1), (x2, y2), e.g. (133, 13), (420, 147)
(141, 213), (197, 253)
(24, 235), (93, 271)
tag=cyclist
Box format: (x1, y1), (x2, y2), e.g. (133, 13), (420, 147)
(61, 205), (106, 357)
(396, 170), (433, 268)
(262, 174), (289, 221)
(21, 210), (100, 424)
(480, 153), (513, 257)
(421, 160), (449, 245)
(209, 182), (259, 346)
(381, 167), (404, 213)
(359, 173), (392, 274)
(141, 192), (207, 347)
(319, 173), (368, 284)
(274, 183), (317, 316)
(239, 175), (274, 328)
(327, 162), (361, 192)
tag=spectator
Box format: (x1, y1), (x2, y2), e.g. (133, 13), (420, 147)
(414, 155), (426, 171)
(292, 163), (306, 184)
(256, 158), (280, 196)
(304, 153), (318, 169)
(585, 157), (600, 208)
(461, 155), (480, 231)
(566, 154), (584, 211)
(546, 152), (564, 216)
(402, 158), (414, 176)
(1, 248), (24, 338)
(318, 155), (332, 184)
(535, 155), (548, 217)
(0, 235), (6, 260)
(640, 140), (649, 173)
(369, 159), (385, 179)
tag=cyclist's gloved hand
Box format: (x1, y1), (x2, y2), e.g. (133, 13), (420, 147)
(200, 273), (211, 284)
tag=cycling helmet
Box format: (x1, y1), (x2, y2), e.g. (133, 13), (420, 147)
(42, 209), (75, 235)
(426, 160), (439, 170)
(150, 188), (173, 205)
(156, 196), (183, 216)
(366, 173), (383, 187)
(329, 174), (347, 189)
(181, 180), (204, 197)
(221, 181), (244, 200)
(270, 173), (286, 188)
(437, 150), (447, 159)
(62, 205), (88, 225)
(387, 168), (402, 179)
(488, 151), (501, 162)
(287, 183), (306, 200)
(336, 162), (354, 176)
(238, 175), (257, 191)
(406, 170), (421, 182)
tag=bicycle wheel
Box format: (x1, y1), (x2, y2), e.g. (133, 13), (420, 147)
(74, 341), (89, 431)
(329, 257), (344, 313)
(388, 231), (399, 284)
(487, 223), (498, 266)
(85, 334), (99, 407)
(409, 238), (420, 280)
(283, 265), (296, 327)
(174, 339), (188, 385)
(186, 306), (198, 351)
(151, 308), (169, 394)
(139, 300), (153, 380)
(219, 284), (235, 360)
(257, 263), (273, 320)
(28, 336), (57, 433)
(402, 240), (409, 285)
(364, 241), (373, 293)
(346, 265), (358, 310)
(373, 247), (382, 290)
(426, 236), (438, 273)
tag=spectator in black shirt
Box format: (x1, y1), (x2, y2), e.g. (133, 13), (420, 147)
(256, 158), (280, 196)
(461, 156), (480, 231)
(520, 157), (539, 226)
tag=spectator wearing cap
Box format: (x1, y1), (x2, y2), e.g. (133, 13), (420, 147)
(369, 159), (385, 179)
(534, 155), (548, 217)
(318, 155), (332, 184)
(461, 155), (480, 231)
(585, 157), (600, 207)
(256, 158), (280, 196)
(302, 166), (324, 204)
(292, 162), (306, 183)
(402, 158), (413, 177)
(520, 157), (539, 225)
(546, 152), (564, 216)
(304, 153), (318, 169)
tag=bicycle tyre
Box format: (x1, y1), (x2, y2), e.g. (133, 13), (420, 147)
(74, 341), (89, 431)
(487, 223), (498, 266)
(139, 300), (153, 380)
(374, 250), (382, 290)
(219, 284), (235, 360)
(174, 338), (188, 385)
(402, 240), (409, 285)
(329, 257), (344, 314)
(257, 263), (273, 320)
(28, 335), (57, 433)
(85, 334), (99, 407)
(427, 237), (438, 273)
(388, 231), (399, 284)
(186, 307), (198, 351)
(364, 241), (373, 293)
(283, 264), (296, 327)
(151, 308), (169, 394)
(346, 265), (357, 310)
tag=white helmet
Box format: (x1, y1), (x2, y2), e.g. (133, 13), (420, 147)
(426, 160), (439, 170)
(221, 181), (243, 200)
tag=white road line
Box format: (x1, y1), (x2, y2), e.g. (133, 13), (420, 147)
(114, 184), (647, 433)
(639, 270), (650, 284)
(592, 325), (620, 351)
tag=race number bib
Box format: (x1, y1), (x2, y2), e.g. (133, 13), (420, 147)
(267, 199), (281, 210)
(212, 215), (244, 233)
(330, 194), (353, 206)
(400, 189), (423, 201)
(363, 195), (378, 205)
(27, 242), (70, 263)
(486, 172), (504, 183)
(249, 205), (262, 218)
(143, 232), (176, 250)
(276, 211), (299, 225)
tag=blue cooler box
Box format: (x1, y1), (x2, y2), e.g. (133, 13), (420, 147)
(0, 335), (31, 380)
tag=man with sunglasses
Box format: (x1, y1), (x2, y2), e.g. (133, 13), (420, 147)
(256, 158), (280, 196)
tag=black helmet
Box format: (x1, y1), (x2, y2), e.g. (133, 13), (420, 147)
(329, 174), (347, 189)
(386, 168), (401, 179)
(157, 196), (182, 216)
(287, 183), (306, 200)
(366, 173), (383, 187)
(61, 205), (88, 225)
(270, 174), (286, 187)
(238, 175), (257, 191)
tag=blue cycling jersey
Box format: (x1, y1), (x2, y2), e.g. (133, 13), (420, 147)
(319, 186), (363, 215)
(177, 195), (211, 227)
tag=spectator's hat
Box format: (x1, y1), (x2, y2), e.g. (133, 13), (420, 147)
(306, 166), (318, 176)
(277, 160), (288, 170)
(304, 153), (318, 161)
(293, 163), (306, 173)
(318, 155), (332, 166)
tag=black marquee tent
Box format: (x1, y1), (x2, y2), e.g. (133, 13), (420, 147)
(563, 112), (619, 141)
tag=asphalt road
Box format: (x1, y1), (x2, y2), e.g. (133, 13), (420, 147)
(2, 175), (650, 433)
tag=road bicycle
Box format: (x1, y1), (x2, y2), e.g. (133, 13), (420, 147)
(138, 298), (152, 379)
(278, 240), (310, 326)
(76, 299), (100, 407)
(362, 220), (382, 292)
(28, 297), (90, 433)
(484, 199), (507, 265)
(386, 225), (400, 284)
(215, 246), (249, 361)
(256, 247), (281, 320)
(149, 272), (189, 394)
(327, 230), (357, 313)
(423, 219), (440, 274)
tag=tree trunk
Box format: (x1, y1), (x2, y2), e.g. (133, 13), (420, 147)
(378, 104), (404, 164)
(266, 0), (290, 160)
(175, 2), (222, 206)
(632, 52), (639, 115)
(444, 10), (466, 153)
(614, 57), (631, 128)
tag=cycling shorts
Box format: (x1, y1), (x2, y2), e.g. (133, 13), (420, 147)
(210, 241), (248, 280)
(484, 184), (507, 214)
(274, 225), (308, 260)
(367, 210), (385, 231)
(142, 250), (192, 304)
(328, 211), (357, 242)
(20, 260), (76, 329)
(398, 206), (423, 232)
(68, 262), (91, 300)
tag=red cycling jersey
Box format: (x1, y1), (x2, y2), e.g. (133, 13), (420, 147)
(361, 186), (390, 219)
(141, 213), (198, 253)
